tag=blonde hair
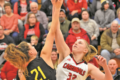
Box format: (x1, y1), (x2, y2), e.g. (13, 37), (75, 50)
(117, 8), (120, 16)
(31, 35), (39, 40)
(83, 40), (97, 63)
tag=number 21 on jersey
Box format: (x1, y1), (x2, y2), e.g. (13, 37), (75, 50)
(67, 72), (77, 80)
(31, 66), (46, 80)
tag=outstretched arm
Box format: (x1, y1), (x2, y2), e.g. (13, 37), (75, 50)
(88, 56), (113, 80)
(40, 0), (63, 68)
(55, 12), (70, 64)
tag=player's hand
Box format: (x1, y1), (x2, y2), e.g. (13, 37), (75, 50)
(51, 0), (63, 9)
(96, 55), (107, 68)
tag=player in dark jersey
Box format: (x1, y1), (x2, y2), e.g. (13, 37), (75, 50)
(3, 0), (63, 80)
(54, 7), (113, 80)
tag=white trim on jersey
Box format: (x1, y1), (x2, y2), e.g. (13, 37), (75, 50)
(56, 55), (88, 80)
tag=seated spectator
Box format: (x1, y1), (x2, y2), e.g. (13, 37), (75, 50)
(91, 0), (114, 18)
(0, 25), (14, 65)
(31, 35), (42, 57)
(0, 0), (8, 24)
(115, 8), (120, 28)
(1, 3), (20, 44)
(67, 0), (88, 20)
(23, 13), (45, 43)
(1, 61), (18, 80)
(80, 10), (99, 49)
(108, 59), (118, 79)
(59, 9), (70, 36)
(51, 49), (58, 70)
(65, 18), (90, 51)
(13, 0), (31, 21)
(24, 2), (48, 30)
(101, 21), (120, 64)
(40, 0), (66, 22)
(94, 0), (115, 45)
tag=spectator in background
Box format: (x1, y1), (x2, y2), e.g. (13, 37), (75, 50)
(23, 13), (45, 43)
(0, 0), (8, 24)
(24, 2), (48, 30)
(31, 35), (42, 57)
(101, 21), (120, 64)
(94, 0), (115, 45)
(59, 9), (70, 36)
(13, 0), (31, 21)
(1, 3), (20, 44)
(115, 8), (120, 28)
(91, 0), (114, 18)
(40, 0), (66, 22)
(65, 18), (90, 51)
(67, 0), (88, 20)
(108, 59), (118, 79)
(80, 10), (99, 49)
(0, 25), (14, 66)
(51, 49), (58, 70)
(1, 61), (18, 80)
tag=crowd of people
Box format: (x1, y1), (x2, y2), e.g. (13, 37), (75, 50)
(0, 0), (120, 80)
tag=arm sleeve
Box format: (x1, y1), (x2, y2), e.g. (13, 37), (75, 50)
(1, 62), (7, 79)
(67, 0), (75, 12)
(93, 20), (99, 38)
(11, 16), (18, 31)
(100, 31), (114, 53)
(106, 11), (115, 28)
(39, 23), (45, 43)
(41, 12), (48, 29)
(82, 0), (88, 9)
(13, 2), (18, 14)
(94, 12), (101, 28)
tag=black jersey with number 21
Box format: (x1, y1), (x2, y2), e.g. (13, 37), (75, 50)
(26, 58), (56, 80)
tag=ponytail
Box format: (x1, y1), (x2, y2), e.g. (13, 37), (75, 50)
(83, 45), (97, 62)
(5, 41), (30, 77)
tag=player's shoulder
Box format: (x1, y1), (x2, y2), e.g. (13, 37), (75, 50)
(27, 58), (43, 68)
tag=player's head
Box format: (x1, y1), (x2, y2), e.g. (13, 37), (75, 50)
(31, 35), (38, 45)
(72, 39), (97, 62)
(4, 41), (37, 75)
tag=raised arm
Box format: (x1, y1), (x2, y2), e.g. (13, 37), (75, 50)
(40, 0), (63, 67)
(55, 8), (70, 64)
